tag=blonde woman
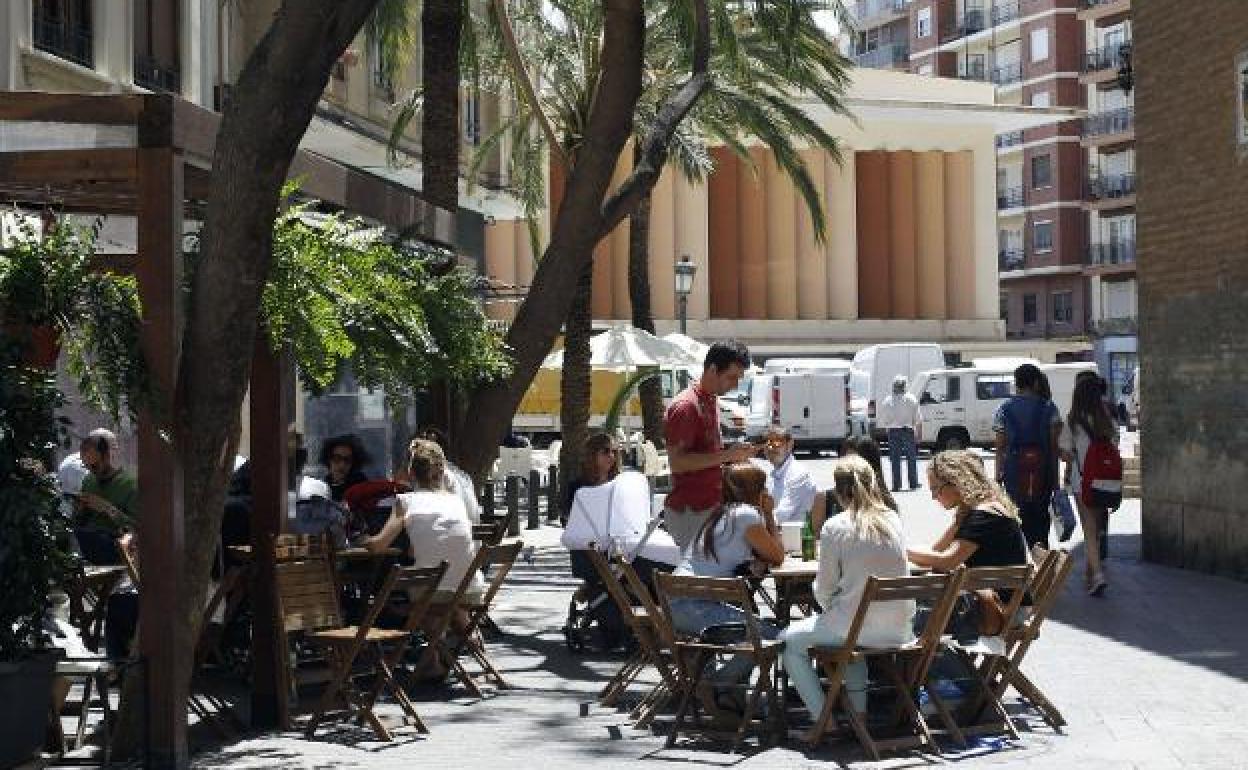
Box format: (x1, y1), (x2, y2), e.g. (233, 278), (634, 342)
(780, 455), (914, 728)
(907, 450), (1029, 573)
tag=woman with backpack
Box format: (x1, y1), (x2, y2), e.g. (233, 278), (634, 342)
(1059, 376), (1121, 597)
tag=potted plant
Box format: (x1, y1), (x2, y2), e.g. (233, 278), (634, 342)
(0, 213), (147, 420)
(0, 339), (75, 768)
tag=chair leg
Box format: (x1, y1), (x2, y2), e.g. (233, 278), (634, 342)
(806, 661), (848, 749)
(1008, 668), (1066, 728)
(839, 688), (882, 762)
(74, 674), (95, 750)
(880, 659), (938, 754)
(665, 650), (704, 748)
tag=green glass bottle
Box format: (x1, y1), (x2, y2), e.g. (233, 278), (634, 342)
(800, 509), (816, 561)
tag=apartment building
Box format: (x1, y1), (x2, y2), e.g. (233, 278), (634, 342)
(846, 0), (914, 71)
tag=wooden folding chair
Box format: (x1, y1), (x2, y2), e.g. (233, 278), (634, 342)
(614, 556), (680, 729)
(959, 549), (1073, 732)
(931, 564), (1033, 745)
(582, 548), (678, 713)
(806, 568), (967, 760)
(304, 562), (448, 740)
(472, 520), (508, 546)
(655, 573), (785, 754)
(422, 541), (524, 696)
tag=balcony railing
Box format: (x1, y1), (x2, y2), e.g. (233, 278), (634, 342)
(33, 10), (93, 68)
(1085, 41), (1131, 73)
(998, 248), (1025, 271)
(991, 0), (1020, 25)
(996, 130), (1025, 149)
(957, 58), (988, 81)
(134, 55), (180, 93)
(1087, 170), (1136, 200)
(853, 43), (910, 69)
(941, 8), (986, 43)
(1087, 239), (1136, 266)
(1091, 316), (1138, 337)
(997, 186), (1024, 209)
(1085, 106), (1135, 137)
(1084, 0), (1127, 8)
(854, 0), (910, 22)
(992, 61), (1023, 85)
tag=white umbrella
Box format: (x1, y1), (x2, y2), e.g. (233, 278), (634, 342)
(661, 332), (710, 365)
(542, 324), (702, 371)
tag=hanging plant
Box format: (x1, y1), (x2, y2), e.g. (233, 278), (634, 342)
(0, 213), (148, 421)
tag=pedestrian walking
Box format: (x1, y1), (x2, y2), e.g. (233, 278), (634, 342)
(1060, 376), (1120, 596)
(879, 375), (922, 492)
(993, 364), (1062, 550)
(662, 340), (757, 549)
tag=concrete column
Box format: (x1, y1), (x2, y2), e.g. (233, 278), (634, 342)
(1, 2), (32, 89)
(915, 151), (948, 320)
(483, 219), (517, 320)
(888, 151), (918, 319)
(944, 151), (977, 319)
(856, 150), (892, 319)
(675, 174), (710, 320)
(94, 0), (134, 83)
(825, 151), (858, 320)
(796, 148), (828, 320)
(765, 154), (798, 320)
(707, 147), (740, 319)
(971, 140), (998, 320)
(181, 0), (216, 106)
(513, 218), (535, 292)
(1088, 273), (1102, 322)
(739, 147), (769, 319)
(648, 167), (676, 320)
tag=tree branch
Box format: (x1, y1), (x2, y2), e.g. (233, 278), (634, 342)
(598, 0), (711, 235)
(490, 0), (568, 169)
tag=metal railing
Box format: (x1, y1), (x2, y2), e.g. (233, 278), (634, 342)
(993, 60), (1023, 85)
(134, 55), (180, 93)
(1087, 239), (1136, 266)
(996, 130), (1025, 149)
(941, 8), (986, 43)
(1091, 316), (1138, 336)
(1084, 0), (1127, 8)
(998, 248), (1025, 271)
(33, 9), (92, 68)
(1087, 170), (1136, 200)
(991, 0), (1020, 25)
(853, 43), (910, 69)
(1085, 41), (1132, 73)
(1084, 106), (1134, 137)
(997, 186), (1025, 209)
(854, 0), (910, 22)
(957, 58), (988, 81)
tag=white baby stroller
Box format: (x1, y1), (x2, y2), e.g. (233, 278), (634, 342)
(560, 471), (681, 652)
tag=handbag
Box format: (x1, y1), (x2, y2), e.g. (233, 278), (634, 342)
(973, 589), (1007, 636)
(1051, 487), (1077, 542)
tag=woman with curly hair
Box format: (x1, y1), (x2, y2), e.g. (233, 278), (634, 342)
(907, 450), (1029, 573)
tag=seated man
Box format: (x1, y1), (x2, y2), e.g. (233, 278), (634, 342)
(755, 426), (817, 525)
(74, 430), (138, 565)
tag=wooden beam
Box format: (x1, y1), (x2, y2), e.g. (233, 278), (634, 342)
(0, 91), (145, 124)
(134, 147), (189, 768)
(0, 148), (138, 186)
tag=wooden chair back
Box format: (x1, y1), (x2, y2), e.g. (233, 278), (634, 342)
(273, 533), (332, 562)
(654, 573), (767, 655)
(844, 569), (966, 653)
(614, 557), (675, 649)
(116, 537), (141, 587)
(472, 520), (507, 546)
(274, 549), (342, 634)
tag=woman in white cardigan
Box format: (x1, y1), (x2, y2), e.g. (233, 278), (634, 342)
(779, 455), (915, 733)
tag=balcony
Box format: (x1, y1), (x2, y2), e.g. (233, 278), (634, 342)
(1084, 106), (1135, 147)
(991, 0), (1020, 25)
(1087, 170), (1136, 206)
(957, 58), (988, 82)
(853, 0), (910, 25)
(997, 186), (1024, 210)
(1079, 0), (1132, 26)
(853, 43), (910, 69)
(941, 9), (986, 43)
(33, 9), (93, 68)
(996, 130), (1025, 150)
(1084, 41), (1132, 73)
(1087, 239), (1136, 267)
(992, 61), (1022, 86)
(134, 55), (180, 94)
(1091, 316), (1138, 337)
(998, 248), (1025, 271)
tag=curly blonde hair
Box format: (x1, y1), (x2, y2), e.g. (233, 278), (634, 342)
(406, 438), (447, 491)
(928, 450), (1019, 520)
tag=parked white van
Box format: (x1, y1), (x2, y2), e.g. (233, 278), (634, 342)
(913, 362), (1035, 450)
(1040, 362), (1098, 417)
(745, 370), (851, 449)
(762, 357), (853, 375)
(849, 343), (945, 437)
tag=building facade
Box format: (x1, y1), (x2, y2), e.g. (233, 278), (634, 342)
(1135, 1), (1248, 580)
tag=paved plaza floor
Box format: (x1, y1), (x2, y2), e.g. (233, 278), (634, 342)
(188, 456), (1248, 769)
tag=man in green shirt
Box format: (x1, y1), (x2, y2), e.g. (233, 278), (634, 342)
(75, 429), (138, 564)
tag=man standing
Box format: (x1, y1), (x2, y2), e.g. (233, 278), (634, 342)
(880, 376), (922, 492)
(663, 340), (757, 549)
(993, 363), (1062, 549)
(75, 429), (138, 564)
(758, 426), (818, 524)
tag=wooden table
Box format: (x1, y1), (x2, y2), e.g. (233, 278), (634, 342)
(770, 556), (818, 626)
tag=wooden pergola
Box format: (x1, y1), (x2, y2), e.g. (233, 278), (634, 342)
(0, 91), (450, 765)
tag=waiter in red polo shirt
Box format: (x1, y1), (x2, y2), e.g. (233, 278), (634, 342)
(663, 340), (758, 549)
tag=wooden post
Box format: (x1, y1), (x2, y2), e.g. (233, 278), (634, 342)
(248, 336), (290, 728)
(527, 469), (541, 529)
(505, 476), (520, 536)
(481, 480), (495, 521)
(134, 146), (188, 768)
(547, 464), (560, 522)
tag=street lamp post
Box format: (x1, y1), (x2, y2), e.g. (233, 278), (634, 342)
(674, 254), (696, 335)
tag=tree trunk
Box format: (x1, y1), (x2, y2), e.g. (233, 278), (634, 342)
(112, 0), (382, 758)
(419, 0), (462, 442)
(556, 262), (594, 521)
(627, 181), (666, 446)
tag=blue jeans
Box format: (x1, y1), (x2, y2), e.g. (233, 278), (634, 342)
(887, 427), (919, 490)
(669, 598), (778, 685)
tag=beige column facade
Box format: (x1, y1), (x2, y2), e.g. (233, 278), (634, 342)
(738, 148), (769, 319)
(484, 219), (518, 321)
(674, 174), (710, 321)
(796, 149), (828, 320)
(764, 154), (799, 320)
(825, 151), (859, 320)
(915, 152), (948, 319)
(888, 151), (918, 319)
(944, 151), (977, 320)
(647, 168), (677, 320)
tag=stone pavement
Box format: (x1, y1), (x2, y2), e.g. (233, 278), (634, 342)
(190, 460), (1248, 770)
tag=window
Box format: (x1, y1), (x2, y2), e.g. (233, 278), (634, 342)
(1030, 27), (1049, 62)
(917, 7), (932, 38)
(1052, 290), (1073, 324)
(1023, 293), (1038, 324)
(921, 375), (961, 405)
(33, 0), (93, 67)
(1031, 154), (1052, 188)
(999, 293), (1009, 321)
(1033, 221), (1054, 252)
(976, 375), (1013, 401)
(133, 0), (180, 92)
(371, 36), (395, 100)
(1030, 91), (1051, 108)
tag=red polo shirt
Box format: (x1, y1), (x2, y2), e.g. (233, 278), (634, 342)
(663, 382), (723, 511)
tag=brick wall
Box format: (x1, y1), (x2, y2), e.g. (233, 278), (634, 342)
(1136, 2), (1248, 579)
